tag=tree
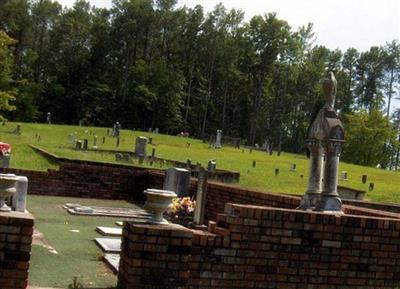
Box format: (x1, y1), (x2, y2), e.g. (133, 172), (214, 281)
(0, 31), (17, 120)
(342, 109), (397, 167)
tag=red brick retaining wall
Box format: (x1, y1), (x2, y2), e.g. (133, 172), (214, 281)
(0, 211), (34, 289)
(118, 203), (400, 289)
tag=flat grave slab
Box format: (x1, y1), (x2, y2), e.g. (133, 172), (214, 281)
(64, 203), (152, 218)
(104, 253), (120, 273)
(96, 226), (122, 236)
(95, 238), (121, 253)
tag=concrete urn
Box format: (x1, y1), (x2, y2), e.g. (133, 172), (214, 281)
(144, 189), (177, 223)
(0, 175), (18, 212)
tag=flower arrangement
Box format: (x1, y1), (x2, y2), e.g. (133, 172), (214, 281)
(168, 197), (196, 224)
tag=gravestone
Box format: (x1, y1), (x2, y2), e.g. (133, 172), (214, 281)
(369, 182), (375, 191)
(163, 167), (190, 197)
(154, 128), (159, 134)
(215, 130), (222, 148)
(193, 167), (208, 225)
(12, 176), (28, 212)
(95, 238), (121, 253)
(75, 140), (82, 150)
(252, 160), (256, 168)
(290, 164), (297, 172)
(135, 136), (148, 158)
(275, 168), (280, 176)
(68, 133), (75, 145)
(83, 139), (88, 150)
(362, 175), (368, 184)
(96, 226), (122, 236)
(46, 112), (51, 124)
(207, 160), (216, 172)
(151, 148), (156, 159)
(102, 136), (106, 145)
(340, 171), (348, 180)
(0, 154), (10, 168)
(116, 137), (120, 147)
(14, 124), (21, 135)
(93, 136), (98, 149)
(149, 137), (153, 144)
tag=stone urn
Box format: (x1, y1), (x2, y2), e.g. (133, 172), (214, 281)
(0, 175), (18, 212)
(144, 189), (177, 223)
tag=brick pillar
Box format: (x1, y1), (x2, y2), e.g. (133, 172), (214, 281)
(118, 222), (193, 289)
(0, 211), (34, 289)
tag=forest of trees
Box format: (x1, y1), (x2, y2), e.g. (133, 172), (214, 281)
(0, 0), (399, 168)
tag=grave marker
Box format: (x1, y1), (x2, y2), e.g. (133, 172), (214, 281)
(83, 139), (88, 150)
(135, 136), (148, 157)
(193, 167), (208, 225)
(275, 168), (280, 176)
(163, 168), (190, 197)
(362, 175), (368, 184)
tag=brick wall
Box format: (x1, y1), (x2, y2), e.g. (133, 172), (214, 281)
(118, 203), (400, 289)
(0, 211), (34, 289)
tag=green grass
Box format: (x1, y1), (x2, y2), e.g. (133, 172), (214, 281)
(0, 121), (399, 203)
(28, 195), (135, 288)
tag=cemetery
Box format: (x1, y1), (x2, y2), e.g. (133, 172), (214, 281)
(0, 73), (398, 289)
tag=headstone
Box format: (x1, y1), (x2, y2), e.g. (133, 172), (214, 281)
(46, 112), (51, 124)
(75, 140), (82, 150)
(275, 168), (280, 176)
(148, 137), (153, 144)
(135, 136), (148, 158)
(151, 148), (156, 159)
(340, 171), (348, 180)
(215, 130), (222, 148)
(116, 137), (120, 147)
(207, 160), (216, 172)
(163, 167), (190, 197)
(93, 136), (98, 149)
(252, 160), (256, 168)
(102, 136), (106, 145)
(15, 124), (21, 134)
(115, 153), (123, 162)
(96, 226), (122, 236)
(369, 182), (375, 191)
(235, 139), (240, 149)
(362, 175), (368, 184)
(148, 128), (152, 133)
(68, 133), (75, 145)
(154, 128), (159, 134)
(290, 164), (297, 172)
(0, 154), (10, 168)
(95, 238), (121, 253)
(12, 176), (28, 212)
(193, 167), (208, 225)
(83, 139), (88, 150)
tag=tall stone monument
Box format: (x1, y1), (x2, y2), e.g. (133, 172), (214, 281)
(298, 72), (344, 212)
(215, 130), (222, 149)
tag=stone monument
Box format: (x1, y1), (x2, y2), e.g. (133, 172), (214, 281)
(298, 72), (344, 212)
(214, 130), (222, 148)
(163, 167), (190, 197)
(134, 136), (148, 158)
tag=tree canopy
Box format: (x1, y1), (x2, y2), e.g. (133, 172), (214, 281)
(0, 0), (399, 168)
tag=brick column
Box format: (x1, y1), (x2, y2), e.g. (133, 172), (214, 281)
(0, 211), (34, 289)
(118, 222), (193, 289)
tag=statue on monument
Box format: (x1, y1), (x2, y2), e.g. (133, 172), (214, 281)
(322, 71), (337, 110)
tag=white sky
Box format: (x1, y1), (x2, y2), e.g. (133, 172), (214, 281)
(57, 0), (400, 110)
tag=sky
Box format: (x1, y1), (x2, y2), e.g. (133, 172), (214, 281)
(57, 0), (400, 110)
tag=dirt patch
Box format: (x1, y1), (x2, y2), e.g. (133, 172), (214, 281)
(32, 227), (58, 254)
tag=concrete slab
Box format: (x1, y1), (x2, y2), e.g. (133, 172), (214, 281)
(104, 253), (120, 273)
(96, 226), (122, 236)
(95, 238), (121, 253)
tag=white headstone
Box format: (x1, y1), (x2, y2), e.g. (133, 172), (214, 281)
(163, 167), (190, 197)
(12, 176), (28, 212)
(215, 130), (222, 148)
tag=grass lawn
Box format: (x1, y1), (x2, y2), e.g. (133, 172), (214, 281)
(0, 121), (399, 204)
(27, 195), (136, 288)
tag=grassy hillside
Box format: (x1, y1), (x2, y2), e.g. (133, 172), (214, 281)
(0, 121), (399, 204)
